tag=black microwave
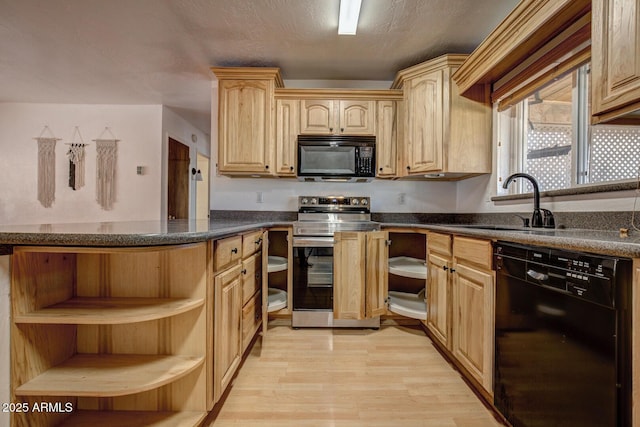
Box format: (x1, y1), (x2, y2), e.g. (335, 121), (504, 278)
(297, 135), (376, 182)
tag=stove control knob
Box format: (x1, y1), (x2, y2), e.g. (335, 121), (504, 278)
(301, 198), (309, 205)
(361, 198), (368, 206)
(310, 198), (317, 205)
(352, 198), (359, 205)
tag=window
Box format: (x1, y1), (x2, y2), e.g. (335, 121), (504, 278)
(498, 63), (640, 195)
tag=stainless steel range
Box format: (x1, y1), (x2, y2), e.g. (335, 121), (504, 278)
(291, 195), (380, 328)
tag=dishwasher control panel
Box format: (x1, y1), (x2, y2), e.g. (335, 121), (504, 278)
(495, 242), (629, 308)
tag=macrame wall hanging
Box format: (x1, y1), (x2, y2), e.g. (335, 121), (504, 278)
(34, 126), (61, 208)
(66, 127), (88, 191)
(94, 127), (120, 210)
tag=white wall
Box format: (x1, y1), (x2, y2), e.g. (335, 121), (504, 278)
(161, 106), (211, 220)
(0, 103), (164, 225)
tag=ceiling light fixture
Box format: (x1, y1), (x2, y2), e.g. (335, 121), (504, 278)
(338, 0), (362, 35)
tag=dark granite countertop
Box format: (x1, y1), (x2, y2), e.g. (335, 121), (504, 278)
(0, 219), (639, 258)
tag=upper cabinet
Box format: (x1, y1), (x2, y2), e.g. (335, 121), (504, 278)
(376, 100), (401, 177)
(274, 99), (300, 176)
(592, 0), (640, 123)
(211, 67), (284, 175)
(300, 99), (375, 135)
(392, 55), (492, 179)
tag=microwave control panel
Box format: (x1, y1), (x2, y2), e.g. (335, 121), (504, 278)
(356, 147), (374, 176)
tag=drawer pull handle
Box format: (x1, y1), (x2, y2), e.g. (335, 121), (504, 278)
(231, 248), (238, 254)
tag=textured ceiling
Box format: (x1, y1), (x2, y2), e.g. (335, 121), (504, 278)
(0, 0), (519, 133)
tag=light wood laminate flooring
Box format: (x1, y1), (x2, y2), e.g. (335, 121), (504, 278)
(206, 322), (505, 426)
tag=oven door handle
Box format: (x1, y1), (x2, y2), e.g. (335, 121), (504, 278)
(292, 237), (335, 247)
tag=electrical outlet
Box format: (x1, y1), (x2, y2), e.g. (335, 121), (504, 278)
(399, 193), (406, 205)
(256, 192), (263, 203)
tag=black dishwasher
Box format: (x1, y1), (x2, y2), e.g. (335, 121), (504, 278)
(494, 242), (631, 427)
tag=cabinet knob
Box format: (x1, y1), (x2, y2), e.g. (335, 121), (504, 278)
(329, 127), (333, 132)
(265, 165), (269, 170)
(406, 166), (411, 170)
(290, 166), (294, 171)
(241, 268), (247, 275)
(443, 265), (448, 271)
(450, 268), (456, 273)
(231, 248), (238, 254)
(379, 167), (383, 171)
(255, 238), (262, 245)
(340, 128), (344, 133)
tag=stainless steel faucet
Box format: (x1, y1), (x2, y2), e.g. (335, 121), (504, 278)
(502, 173), (555, 228)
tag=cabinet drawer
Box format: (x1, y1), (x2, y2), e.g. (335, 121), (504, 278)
(242, 252), (262, 306)
(242, 230), (264, 258)
(453, 236), (492, 268)
(242, 290), (262, 351)
(428, 232), (452, 256)
(214, 235), (243, 271)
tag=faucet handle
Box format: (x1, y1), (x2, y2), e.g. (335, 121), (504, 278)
(514, 214), (530, 228)
(541, 209), (555, 229)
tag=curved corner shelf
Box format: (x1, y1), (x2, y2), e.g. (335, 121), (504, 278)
(13, 297), (205, 325)
(60, 410), (207, 427)
(15, 354), (204, 397)
(267, 255), (288, 273)
(387, 290), (427, 320)
(267, 288), (288, 312)
(388, 256), (427, 279)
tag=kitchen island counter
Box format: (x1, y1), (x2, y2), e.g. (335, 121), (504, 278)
(0, 219), (639, 258)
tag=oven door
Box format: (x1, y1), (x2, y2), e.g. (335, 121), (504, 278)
(292, 236), (334, 311)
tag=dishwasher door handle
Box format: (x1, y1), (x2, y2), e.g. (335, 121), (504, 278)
(527, 269), (549, 281)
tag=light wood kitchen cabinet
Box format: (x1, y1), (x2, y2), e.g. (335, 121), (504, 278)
(376, 101), (400, 177)
(333, 231), (388, 320)
(592, 0), (640, 123)
(425, 232), (453, 350)
(11, 244), (209, 427)
(392, 54), (491, 179)
(274, 99), (300, 176)
(213, 263), (242, 403)
(451, 236), (494, 395)
(211, 67), (283, 175)
(300, 99), (375, 135)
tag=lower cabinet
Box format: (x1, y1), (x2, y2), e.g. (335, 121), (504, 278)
(426, 232), (453, 349)
(211, 230), (266, 405)
(213, 263), (243, 403)
(426, 233), (495, 396)
(333, 231), (388, 320)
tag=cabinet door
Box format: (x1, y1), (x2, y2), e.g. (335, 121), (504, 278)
(333, 232), (366, 320)
(275, 99), (299, 175)
(426, 250), (451, 349)
(217, 79), (273, 174)
(376, 101), (398, 177)
(365, 231), (389, 317)
(213, 264), (243, 402)
(592, 0), (640, 118)
(404, 69), (443, 173)
(300, 100), (336, 134)
(452, 261), (494, 394)
(339, 100), (375, 135)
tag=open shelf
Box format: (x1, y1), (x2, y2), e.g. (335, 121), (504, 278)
(267, 255), (288, 273)
(15, 354), (204, 397)
(14, 297), (205, 325)
(388, 290), (427, 320)
(267, 287), (287, 312)
(388, 256), (428, 279)
(60, 410), (207, 427)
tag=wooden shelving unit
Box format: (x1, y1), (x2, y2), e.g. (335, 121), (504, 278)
(10, 243), (209, 427)
(15, 354), (204, 397)
(265, 228), (291, 314)
(14, 297), (204, 324)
